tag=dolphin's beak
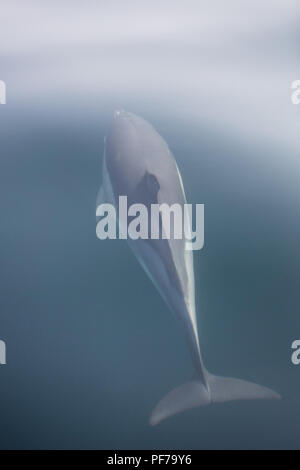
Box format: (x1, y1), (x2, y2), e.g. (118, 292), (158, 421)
(114, 109), (125, 119)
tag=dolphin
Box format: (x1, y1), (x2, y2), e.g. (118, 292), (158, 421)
(97, 110), (280, 425)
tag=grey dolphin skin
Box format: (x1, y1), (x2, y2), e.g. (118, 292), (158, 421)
(97, 110), (280, 426)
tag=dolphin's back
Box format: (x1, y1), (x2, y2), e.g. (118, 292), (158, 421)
(105, 111), (195, 314)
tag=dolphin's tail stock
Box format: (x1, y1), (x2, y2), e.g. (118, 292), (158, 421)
(149, 372), (280, 426)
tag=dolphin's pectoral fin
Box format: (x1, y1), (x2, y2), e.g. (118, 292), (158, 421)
(96, 185), (106, 206)
(150, 373), (280, 426)
(96, 185), (107, 222)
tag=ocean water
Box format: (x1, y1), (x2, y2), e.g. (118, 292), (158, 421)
(0, 0), (300, 449)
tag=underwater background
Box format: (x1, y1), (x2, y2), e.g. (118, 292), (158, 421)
(0, 0), (300, 449)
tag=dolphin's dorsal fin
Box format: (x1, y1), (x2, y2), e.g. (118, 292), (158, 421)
(144, 171), (160, 198)
(130, 171), (160, 208)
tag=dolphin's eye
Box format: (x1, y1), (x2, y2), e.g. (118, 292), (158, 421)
(145, 172), (160, 196)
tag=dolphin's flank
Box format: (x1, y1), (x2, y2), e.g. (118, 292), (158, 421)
(97, 110), (280, 426)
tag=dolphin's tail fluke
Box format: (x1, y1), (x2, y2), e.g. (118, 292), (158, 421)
(149, 373), (280, 426)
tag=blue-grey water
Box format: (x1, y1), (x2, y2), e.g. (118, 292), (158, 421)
(0, 0), (300, 449)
